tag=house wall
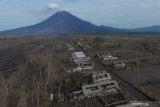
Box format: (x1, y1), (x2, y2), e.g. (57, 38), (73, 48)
(82, 80), (119, 97)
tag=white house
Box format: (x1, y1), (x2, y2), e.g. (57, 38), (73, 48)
(82, 80), (120, 97)
(96, 52), (118, 61)
(71, 52), (94, 70)
(72, 52), (91, 63)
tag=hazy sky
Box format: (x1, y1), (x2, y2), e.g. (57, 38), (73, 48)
(0, 0), (160, 31)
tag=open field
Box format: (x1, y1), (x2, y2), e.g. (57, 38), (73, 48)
(114, 63), (160, 85)
(139, 84), (160, 100)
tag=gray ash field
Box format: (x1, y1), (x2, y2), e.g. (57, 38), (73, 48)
(0, 34), (160, 107)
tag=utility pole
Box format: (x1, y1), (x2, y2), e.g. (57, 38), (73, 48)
(137, 59), (140, 86)
(136, 51), (140, 86)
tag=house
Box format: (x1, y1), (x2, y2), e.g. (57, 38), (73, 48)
(111, 61), (126, 69)
(71, 52), (92, 63)
(82, 80), (120, 97)
(66, 63), (94, 73)
(70, 70), (128, 107)
(70, 70), (128, 106)
(79, 61), (94, 70)
(71, 52), (94, 70)
(96, 52), (118, 61)
(92, 71), (112, 83)
(72, 52), (89, 63)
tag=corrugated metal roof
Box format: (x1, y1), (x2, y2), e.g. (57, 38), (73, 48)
(74, 52), (86, 58)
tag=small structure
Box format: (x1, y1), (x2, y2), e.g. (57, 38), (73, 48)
(82, 80), (120, 97)
(92, 71), (112, 83)
(96, 52), (118, 61)
(111, 61), (126, 69)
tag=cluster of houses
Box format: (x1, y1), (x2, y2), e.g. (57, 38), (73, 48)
(96, 52), (128, 69)
(64, 51), (127, 106)
(60, 41), (128, 70)
(66, 51), (128, 73)
(63, 50), (130, 106)
(55, 41), (148, 106)
(66, 51), (125, 97)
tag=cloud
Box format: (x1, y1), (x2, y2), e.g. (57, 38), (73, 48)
(47, 3), (59, 10)
(139, 0), (160, 10)
(30, 2), (60, 17)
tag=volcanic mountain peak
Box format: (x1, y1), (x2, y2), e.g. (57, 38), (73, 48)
(1, 10), (160, 36)
(0, 10), (101, 35)
(54, 10), (72, 16)
(30, 10), (101, 34)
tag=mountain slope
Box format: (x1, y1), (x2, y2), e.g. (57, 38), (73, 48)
(129, 25), (160, 32)
(100, 25), (160, 33)
(1, 11), (160, 36)
(0, 11), (116, 36)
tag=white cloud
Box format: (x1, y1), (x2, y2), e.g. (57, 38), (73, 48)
(48, 3), (59, 10)
(30, 2), (59, 16)
(139, 0), (160, 10)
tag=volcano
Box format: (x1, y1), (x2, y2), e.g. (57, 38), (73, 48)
(0, 11), (114, 36)
(1, 11), (160, 36)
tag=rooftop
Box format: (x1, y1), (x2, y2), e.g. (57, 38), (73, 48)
(73, 52), (86, 58)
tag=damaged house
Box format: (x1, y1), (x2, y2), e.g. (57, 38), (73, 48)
(72, 71), (119, 98)
(82, 80), (120, 97)
(92, 71), (112, 83)
(111, 61), (126, 69)
(71, 52), (94, 70)
(81, 71), (119, 97)
(71, 71), (128, 106)
(96, 52), (119, 65)
(96, 52), (118, 61)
